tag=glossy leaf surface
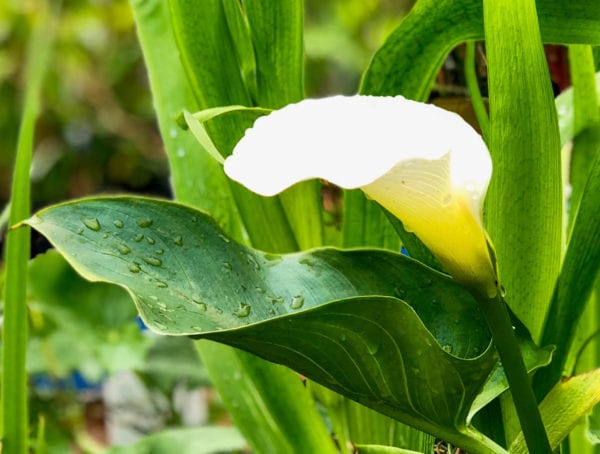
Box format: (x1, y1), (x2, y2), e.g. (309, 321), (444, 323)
(27, 196), (506, 452)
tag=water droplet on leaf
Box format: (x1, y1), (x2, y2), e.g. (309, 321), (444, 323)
(155, 280), (168, 288)
(266, 296), (284, 304)
(156, 249), (164, 255)
(83, 218), (101, 231)
(135, 233), (144, 242)
(174, 235), (183, 246)
(118, 245), (131, 255)
(223, 262), (233, 271)
(113, 220), (124, 228)
(234, 304), (251, 318)
(299, 257), (315, 267)
(129, 263), (141, 273)
(77, 228), (84, 235)
(137, 218), (153, 228)
(146, 236), (156, 245)
(290, 295), (304, 309)
(366, 339), (379, 355)
(143, 256), (162, 267)
(246, 254), (260, 271)
(255, 287), (265, 294)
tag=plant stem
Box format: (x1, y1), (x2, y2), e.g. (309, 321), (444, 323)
(476, 292), (551, 453)
(464, 41), (490, 141)
(1, 3), (57, 452)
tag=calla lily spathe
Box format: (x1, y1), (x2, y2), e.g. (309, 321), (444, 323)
(224, 95), (498, 298)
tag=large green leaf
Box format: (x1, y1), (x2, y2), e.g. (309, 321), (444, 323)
(483, 0), (562, 345)
(26, 197), (507, 453)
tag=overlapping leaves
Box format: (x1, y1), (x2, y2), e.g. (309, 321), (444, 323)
(27, 196), (503, 450)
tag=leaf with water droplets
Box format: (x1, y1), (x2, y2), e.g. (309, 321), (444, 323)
(25, 196), (546, 448)
(137, 218), (154, 228)
(83, 218), (101, 231)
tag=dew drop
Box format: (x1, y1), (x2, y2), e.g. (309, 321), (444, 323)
(169, 127), (177, 138)
(83, 218), (101, 231)
(118, 245), (131, 255)
(177, 148), (186, 158)
(234, 303), (251, 318)
(442, 344), (453, 354)
(113, 220), (124, 228)
(246, 254), (260, 271)
(290, 295), (304, 310)
(222, 262), (233, 271)
(102, 233), (109, 239)
(143, 256), (162, 267)
(174, 235), (183, 246)
(146, 236), (156, 245)
(366, 339), (380, 355)
(149, 295), (159, 302)
(218, 234), (230, 243)
(77, 228), (84, 235)
(255, 287), (265, 294)
(191, 216), (198, 223)
(155, 280), (168, 288)
(195, 301), (207, 312)
(137, 218), (153, 228)
(266, 296), (284, 304)
(299, 257), (315, 267)
(156, 249), (164, 255)
(135, 233), (144, 242)
(128, 263), (141, 273)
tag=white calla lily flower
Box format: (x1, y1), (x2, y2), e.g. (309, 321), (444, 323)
(224, 95), (498, 298)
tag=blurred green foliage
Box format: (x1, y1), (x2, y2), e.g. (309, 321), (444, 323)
(0, 0), (414, 206)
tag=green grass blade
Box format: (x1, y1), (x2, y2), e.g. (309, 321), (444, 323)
(568, 46), (600, 227)
(130, 0), (244, 240)
(243, 0), (304, 107)
(1, 3), (57, 452)
(483, 0), (562, 342)
(464, 41), (490, 140)
(536, 129), (600, 395)
(243, 0), (324, 249)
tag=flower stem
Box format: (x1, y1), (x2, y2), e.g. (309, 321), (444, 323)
(476, 292), (551, 453)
